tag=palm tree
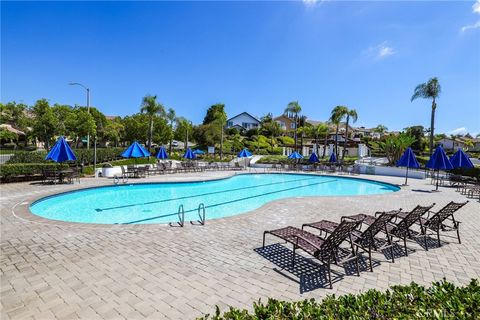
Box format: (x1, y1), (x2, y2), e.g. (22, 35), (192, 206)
(411, 77), (441, 156)
(373, 124), (388, 136)
(311, 123), (329, 157)
(329, 106), (348, 158)
(342, 108), (358, 161)
(166, 108), (176, 154)
(284, 101), (302, 151)
(297, 115), (308, 153)
(140, 94), (165, 152)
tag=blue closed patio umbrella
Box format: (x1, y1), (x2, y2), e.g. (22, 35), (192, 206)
(121, 141), (150, 158)
(329, 152), (337, 163)
(45, 136), (77, 162)
(237, 148), (252, 158)
(288, 151), (304, 160)
(193, 149), (205, 155)
(308, 152), (319, 163)
(396, 147), (420, 185)
(426, 145), (453, 191)
(156, 146), (168, 160)
(183, 148), (196, 159)
(450, 149), (473, 169)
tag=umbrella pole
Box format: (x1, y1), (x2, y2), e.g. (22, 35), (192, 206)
(404, 166), (408, 185)
(436, 170), (439, 191)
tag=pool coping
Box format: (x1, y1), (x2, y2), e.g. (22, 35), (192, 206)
(13, 171), (403, 229)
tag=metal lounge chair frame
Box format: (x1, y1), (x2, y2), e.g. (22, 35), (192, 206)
(388, 204), (435, 256)
(419, 201), (469, 248)
(263, 219), (362, 289)
(302, 210), (401, 272)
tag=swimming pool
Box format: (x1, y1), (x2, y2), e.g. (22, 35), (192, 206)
(30, 173), (399, 225)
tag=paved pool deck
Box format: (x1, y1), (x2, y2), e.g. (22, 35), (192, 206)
(1, 170), (479, 319)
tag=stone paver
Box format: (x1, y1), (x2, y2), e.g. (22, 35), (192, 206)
(1, 170), (479, 319)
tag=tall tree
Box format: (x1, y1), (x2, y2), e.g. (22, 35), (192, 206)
(201, 104), (227, 157)
(140, 94), (165, 152)
(404, 125), (426, 152)
(75, 109), (96, 148)
(175, 117), (193, 148)
(32, 99), (58, 150)
(166, 108), (177, 154)
(123, 113), (149, 144)
(104, 118), (124, 147)
(411, 77), (441, 156)
(284, 101), (302, 151)
(203, 104), (226, 125)
(342, 108), (358, 161)
(329, 106), (348, 159)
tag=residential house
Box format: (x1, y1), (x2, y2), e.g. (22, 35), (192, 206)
(354, 126), (381, 140)
(226, 112), (260, 131)
(274, 114), (296, 131)
(438, 137), (466, 151)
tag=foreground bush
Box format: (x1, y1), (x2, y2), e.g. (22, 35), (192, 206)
(199, 279), (480, 319)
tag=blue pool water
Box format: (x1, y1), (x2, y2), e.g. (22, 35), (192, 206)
(30, 173), (399, 225)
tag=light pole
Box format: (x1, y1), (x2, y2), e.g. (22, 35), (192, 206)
(68, 82), (90, 149)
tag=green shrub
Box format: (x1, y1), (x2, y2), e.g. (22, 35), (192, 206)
(277, 136), (294, 145)
(199, 279), (480, 320)
(271, 147), (283, 155)
(256, 155), (289, 164)
(0, 163), (69, 181)
(6, 151), (47, 163)
(7, 148), (125, 165)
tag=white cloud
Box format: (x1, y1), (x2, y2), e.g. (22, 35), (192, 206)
(365, 42), (396, 60)
(302, 0), (326, 7)
(461, 21), (480, 32)
(448, 127), (468, 135)
(378, 46), (395, 58)
(473, 0), (480, 14)
(460, 1), (480, 32)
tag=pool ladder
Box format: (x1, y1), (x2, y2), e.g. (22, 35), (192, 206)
(169, 203), (206, 227)
(191, 203), (206, 226)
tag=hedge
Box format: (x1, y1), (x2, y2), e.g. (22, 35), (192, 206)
(199, 279), (480, 320)
(0, 163), (69, 181)
(6, 148), (125, 165)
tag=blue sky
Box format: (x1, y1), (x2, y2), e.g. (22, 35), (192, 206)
(2, 1), (479, 135)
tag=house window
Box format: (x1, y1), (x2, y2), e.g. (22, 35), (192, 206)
(290, 123), (296, 129)
(227, 121), (233, 127)
(242, 122), (248, 128)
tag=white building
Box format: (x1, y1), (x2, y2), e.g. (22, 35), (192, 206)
(438, 137), (466, 151)
(226, 112), (260, 131)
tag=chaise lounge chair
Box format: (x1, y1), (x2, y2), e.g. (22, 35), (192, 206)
(386, 204), (435, 256)
(302, 210), (401, 272)
(263, 219), (362, 289)
(405, 201), (468, 249)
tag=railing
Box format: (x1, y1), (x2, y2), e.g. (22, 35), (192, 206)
(169, 204), (185, 227)
(190, 203), (206, 226)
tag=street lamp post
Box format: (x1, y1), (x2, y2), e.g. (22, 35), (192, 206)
(68, 82), (90, 149)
